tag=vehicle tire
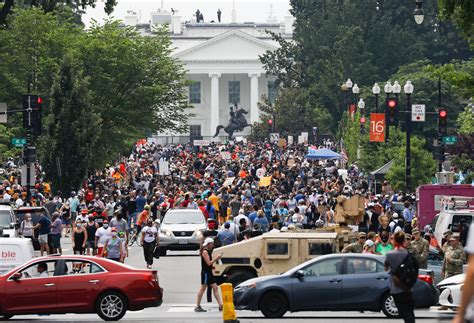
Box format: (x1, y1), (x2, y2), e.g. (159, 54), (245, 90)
(381, 293), (399, 318)
(95, 291), (128, 321)
(228, 269), (257, 287)
(158, 247), (167, 256)
(259, 291), (288, 318)
(0, 314), (13, 321)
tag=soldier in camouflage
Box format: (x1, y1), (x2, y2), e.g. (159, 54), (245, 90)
(410, 228), (429, 269)
(442, 233), (466, 279)
(342, 232), (366, 253)
(441, 230), (452, 256)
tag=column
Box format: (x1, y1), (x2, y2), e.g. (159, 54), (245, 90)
(249, 73), (260, 124)
(209, 73), (221, 137)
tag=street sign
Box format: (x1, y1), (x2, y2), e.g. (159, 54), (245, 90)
(369, 113), (385, 142)
(11, 138), (27, 147)
(0, 103), (6, 123)
(411, 104), (425, 122)
(443, 136), (457, 145)
(270, 133), (280, 143)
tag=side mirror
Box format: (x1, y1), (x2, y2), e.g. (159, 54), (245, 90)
(11, 272), (22, 281)
(294, 270), (304, 279)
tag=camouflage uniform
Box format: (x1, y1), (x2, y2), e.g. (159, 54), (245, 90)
(342, 242), (363, 253)
(441, 241), (450, 255)
(442, 245), (466, 279)
(410, 238), (429, 269)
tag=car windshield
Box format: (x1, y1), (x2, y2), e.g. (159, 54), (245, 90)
(164, 212), (204, 224)
(0, 210), (12, 228)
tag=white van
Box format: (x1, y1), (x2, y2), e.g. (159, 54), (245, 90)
(0, 203), (18, 238)
(0, 238), (34, 275)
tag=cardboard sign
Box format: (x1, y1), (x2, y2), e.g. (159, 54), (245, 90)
(193, 140), (210, 146)
(223, 177), (235, 187)
(220, 151), (231, 160)
(287, 136), (293, 145)
(259, 176), (272, 187)
(158, 160), (170, 175)
(369, 113), (385, 143)
(278, 138), (286, 148)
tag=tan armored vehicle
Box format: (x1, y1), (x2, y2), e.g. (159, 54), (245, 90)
(213, 228), (358, 286)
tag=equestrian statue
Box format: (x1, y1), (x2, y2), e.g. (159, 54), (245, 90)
(213, 104), (251, 139)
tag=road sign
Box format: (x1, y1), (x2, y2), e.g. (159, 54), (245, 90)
(443, 136), (457, 145)
(270, 133), (280, 143)
(11, 138), (27, 147)
(0, 103), (6, 123)
(411, 104), (425, 122)
(369, 113), (385, 142)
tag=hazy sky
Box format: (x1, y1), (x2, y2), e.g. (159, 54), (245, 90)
(84, 0), (292, 26)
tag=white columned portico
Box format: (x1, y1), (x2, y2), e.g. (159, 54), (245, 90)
(209, 73), (221, 136)
(249, 73), (260, 124)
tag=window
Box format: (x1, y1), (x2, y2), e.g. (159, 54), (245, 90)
(346, 258), (382, 275)
(189, 81), (201, 104)
(229, 81), (240, 104)
(189, 125), (201, 141)
(266, 240), (290, 259)
(17, 260), (57, 279)
(63, 260), (105, 275)
(308, 242), (335, 256)
(302, 258), (341, 277)
(267, 80), (278, 104)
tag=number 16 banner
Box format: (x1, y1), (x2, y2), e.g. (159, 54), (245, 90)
(370, 113), (385, 142)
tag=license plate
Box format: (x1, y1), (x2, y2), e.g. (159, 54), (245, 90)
(178, 239), (188, 245)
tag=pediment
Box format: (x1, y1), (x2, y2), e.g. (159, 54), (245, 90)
(173, 30), (277, 62)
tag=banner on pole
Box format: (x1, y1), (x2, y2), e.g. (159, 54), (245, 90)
(369, 113), (385, 142)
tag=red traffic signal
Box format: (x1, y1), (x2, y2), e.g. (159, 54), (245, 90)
(267, 119), (273, 125)
(439, 109), (447, 118)
(37, 97), (43, 104)
(387, 99), (396, 108)
(438, 108), (447, 135)
(385, 97), (399, 126)
(360, 117), (366, 124)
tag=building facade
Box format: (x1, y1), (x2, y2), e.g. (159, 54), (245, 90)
(125, 11), (293, 141)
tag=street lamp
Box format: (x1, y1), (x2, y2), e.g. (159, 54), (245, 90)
(352, 84), (360, 113)
(384, 81), (393, 96)
(346, 78), (353, 89)
(403, 80), (414, 192)
(414, 0), (424, 25)
(357, 98), (365, 111)
(372, 82), (380, 112)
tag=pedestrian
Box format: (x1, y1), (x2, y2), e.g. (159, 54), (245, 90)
(33, 212), (51, 256)
(410, 228), (429, 269)
(141, 219), (158, 269)
(254, 210), (269, 232)
(376, 231), (393, 256)
(342, 232), (366, 253)
(102, 227), (125, 262)
(195, 237), (223, 312)
(49, 212), (63, 254)
(85, 216), (99, 255)
(442, 233), (466, 279)
(71, 219), (87, 255)
(95, 220), (111, 256)
(217, 222), (235, 246)
(19, 213), (34, 240)
(385, 231), (417, 323)
(363, 239), (376, 254)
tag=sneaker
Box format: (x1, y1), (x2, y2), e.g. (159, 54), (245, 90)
(194, 306), (206, 312)
(219, 305), (223, 311)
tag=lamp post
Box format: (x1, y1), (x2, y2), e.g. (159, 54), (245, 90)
(392, 80), (401, 100)
(403, 80), (414, 192)
(352, 83), (359, 112)
(414, 0), (424, 24)
(372, 83), (380, 112)
(384, 81), (392, 142)
(357, 98), (365, 113)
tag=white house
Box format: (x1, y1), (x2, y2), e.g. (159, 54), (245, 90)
(124, 10), (293, 141)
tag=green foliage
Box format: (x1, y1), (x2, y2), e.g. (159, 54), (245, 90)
(457, 106), (474, 134)
(0, 124), (21, 161)
(386, 136), (437, 191)
(0, 8), (190, 192)
(438, 0), (474, 45)
(339, 110), (366, 164)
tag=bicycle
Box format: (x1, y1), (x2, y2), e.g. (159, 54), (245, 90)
(128, 223), (142, 247)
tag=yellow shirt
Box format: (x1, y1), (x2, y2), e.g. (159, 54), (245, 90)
(209, 194), (220, 212)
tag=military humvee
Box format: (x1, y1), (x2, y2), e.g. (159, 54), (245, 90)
(213, 229), (358, 286)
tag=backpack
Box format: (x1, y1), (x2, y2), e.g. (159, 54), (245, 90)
(393, 252), (419, 290)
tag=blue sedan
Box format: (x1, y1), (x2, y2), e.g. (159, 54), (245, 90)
(234, 253), (439, 318)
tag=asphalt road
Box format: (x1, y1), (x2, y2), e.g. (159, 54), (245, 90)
(9, 238), (454, 323)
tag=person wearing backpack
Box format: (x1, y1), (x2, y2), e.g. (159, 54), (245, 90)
(384, 230), (418, 323)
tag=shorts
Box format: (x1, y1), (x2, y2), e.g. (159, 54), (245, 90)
(62, 218), (71, 225)
(74, 247), (84, 254)
(86, 241), (96, 249)
(38, 234), (48, 244)
(201, 271), (216, 285)
(97, 246), (104, 256)
(50, 234), (61, 248)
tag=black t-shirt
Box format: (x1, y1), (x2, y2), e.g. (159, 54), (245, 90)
(127, 199), (137, 214)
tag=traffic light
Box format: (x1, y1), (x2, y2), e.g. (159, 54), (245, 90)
(22, 94), (42, 135)
(359, 117), (366, 134)
(267, 119), (273, 125)
(385, 97), (399, 126)
(438, 108), (447, 135)
(22, 146), (36, 164)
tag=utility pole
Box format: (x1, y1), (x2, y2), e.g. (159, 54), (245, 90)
(437, 76), (444, 172)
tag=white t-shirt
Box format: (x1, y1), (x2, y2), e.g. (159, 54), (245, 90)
(95, 227), (111, 247)
(141, 225), (158, 243)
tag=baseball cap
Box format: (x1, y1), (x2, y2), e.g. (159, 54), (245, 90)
(364, 240), (374, 248)
(392, 213), (399, 219)
(412, 228), (420, 235)
(202, 237), (214, 247)
(443, 230), (453, 237)
(358, 232), (367, 238)
(449, 232), (461, 240)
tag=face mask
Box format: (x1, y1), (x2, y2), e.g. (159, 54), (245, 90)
(381, 237), (389, 243)
(111, 232), (117, 237)
(103, 224), (109, 229)
(76, 224), (82, 228)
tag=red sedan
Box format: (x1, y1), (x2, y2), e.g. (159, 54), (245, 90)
(0, 255), (163, 321)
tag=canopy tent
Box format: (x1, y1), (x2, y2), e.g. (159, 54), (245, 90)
(305, 148), (343, 160)
(370, 160), (394, 177)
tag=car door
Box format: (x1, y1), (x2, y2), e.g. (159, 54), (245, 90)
(342, 257), (388, 310)
(291, 257), (343, 311)
(55, 259), (107, 311)
(4, 260), (58, 313)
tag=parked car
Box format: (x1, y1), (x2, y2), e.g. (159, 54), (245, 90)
(0, 255), (163, 321)
(430, 273), (465, 314)
(13, 207), (50, 251)
(0, 201), (17, 238)
(234, 253), (439, 319)
(158, 208), (206, 256)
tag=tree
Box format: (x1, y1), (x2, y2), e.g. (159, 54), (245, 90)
(386, 136), (437, 191)
(457, 105), (474, 134)
(438, 0), (474, 44)
(0, 124), (21, 161)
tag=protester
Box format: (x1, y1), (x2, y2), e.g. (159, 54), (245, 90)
(141, 218), (159, 269)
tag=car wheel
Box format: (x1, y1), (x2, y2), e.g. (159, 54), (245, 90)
(158, 247), (167, 256)
(381, 293), (399, 318)
(228, 270), (257, 287)
(259, 291), (288, 318)
(0, 314), (13, 321)
(96, 291), (128, 321)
